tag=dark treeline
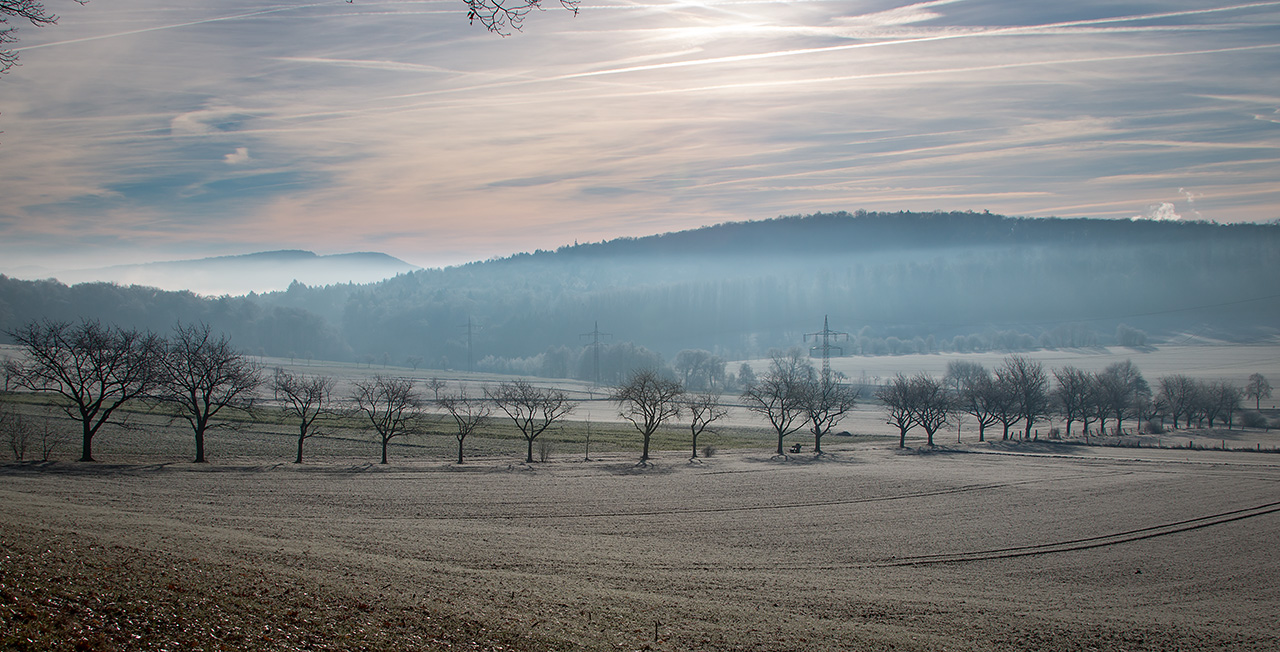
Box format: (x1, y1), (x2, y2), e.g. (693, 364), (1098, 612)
(2, 212), (1277, 375)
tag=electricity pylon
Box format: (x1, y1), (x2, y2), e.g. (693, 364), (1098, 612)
(459, 316), (482, 373)
(804, 315), (848, 384)
(579, 321), (612, 385)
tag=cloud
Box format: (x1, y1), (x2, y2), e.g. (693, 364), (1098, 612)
(224, 147), (251, 165)
(2, 0), (1280, 272)
(1134, 202), (1183, 221)
(836, 0), (965, 27)
(170, 106), (248, 137)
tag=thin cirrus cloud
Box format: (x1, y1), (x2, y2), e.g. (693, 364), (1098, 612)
(0, 0), (1277, 274)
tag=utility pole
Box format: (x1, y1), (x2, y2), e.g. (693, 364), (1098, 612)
(579, 321), (611, 385)
(459, 316), (481, 373)
(804, 315), (848, 384)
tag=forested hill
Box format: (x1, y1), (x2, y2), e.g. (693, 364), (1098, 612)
(545, 210), (1262, 258)
(2, 211), (1278, 380)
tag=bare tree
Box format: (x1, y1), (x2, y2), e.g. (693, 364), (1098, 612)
(425, 377), (447, 401)
(1134, 391), (1163, 432)
(2, 402), (29, 460)
(437, 385), (490, 464)
(1158, 374), (1199, 429)
(1, 0), (76, 74)
(1215, 381), (1242, 429)
(157, 323), (261, 463)
(2, 355), (15, 391)
(466, 0), (578, 34)
(6, 319), (162, 462)
(272, 368), (336, 464)
(1051, 366), (1092, 437)
(1085, 377), (1111, 436)
(1094, 360), (1149, 435)
(998, 355), (1051, 440)
(682, 390), (728, 459)
(352, 375), (421, 464)
(989, 371), (1022, 441)
(741, 349), (814, 456)
(485, 379), (576, 463)
(1198, 380), (1241, 429)
(947, 361), (999, 442)
(877, 374), (916, 448)
(909, 374), (951, 447)
(802, 376), (859, 454)
(1245, 373), (1272, 411)
(33, 413), (63, 461)
(612, 369), (684, 464)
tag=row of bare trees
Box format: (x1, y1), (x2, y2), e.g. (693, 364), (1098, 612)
(1, 320), (582, 465)
(736, 350), (861, 456)
(3, 318), (730, 465)
(6, 320), (1272, 462)
(5, 320), (261, 462)
(876, 355), (1270, 448)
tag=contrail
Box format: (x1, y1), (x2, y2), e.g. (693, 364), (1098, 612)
(551, 1), (1280, 80)
(270, 39), (1280, 126)
(19, 3), (337, 52)
(600, 42), (1280, 96)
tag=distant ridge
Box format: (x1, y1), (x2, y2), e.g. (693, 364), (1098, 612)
(39, 250), (420, 296)
(2, 212), (1277, 367)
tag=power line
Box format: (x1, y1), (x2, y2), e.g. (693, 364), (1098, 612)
(579, 321), (612, 385)
(805, 315), (849, 383)
(458, 316), (482, 373)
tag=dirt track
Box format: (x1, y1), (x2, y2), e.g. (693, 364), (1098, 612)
(3, 442), (1279, 650)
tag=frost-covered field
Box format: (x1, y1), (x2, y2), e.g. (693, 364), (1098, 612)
(3, 442), (1279, 651)
(813, 343), (1280, 391)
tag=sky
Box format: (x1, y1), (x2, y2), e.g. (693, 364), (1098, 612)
(1, 0), (1278, 274)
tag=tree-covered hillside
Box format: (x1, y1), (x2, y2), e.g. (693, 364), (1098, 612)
(3, 212), (1277, 379)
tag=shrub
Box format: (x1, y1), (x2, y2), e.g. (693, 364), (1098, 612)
(1240, 411), (1268, 429)
(1143, 420), (1165, 435)
(537, 438), (554, 463)
(701, 444), (717, 458)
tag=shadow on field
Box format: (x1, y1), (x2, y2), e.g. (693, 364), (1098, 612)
(980, 440), (1085, 455)
(602, 461), (677, 475)
(744, 450), (866, 466)
(0, 461), (177, 476)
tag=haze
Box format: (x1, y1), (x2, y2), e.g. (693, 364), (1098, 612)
(2, 1), (1278, 275)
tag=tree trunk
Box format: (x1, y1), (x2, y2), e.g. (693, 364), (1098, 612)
(457, 438), (464, 464)
(641, 431), (652, 463)
(526, 437), (535, 463)
(899, 427), (907, 448)
(194, 429), (206, 463)
(776, 432), (785, 455)
(80, 426), (94, 462)
(381, 439), (389, 464)
(295, 435), (305, 464)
